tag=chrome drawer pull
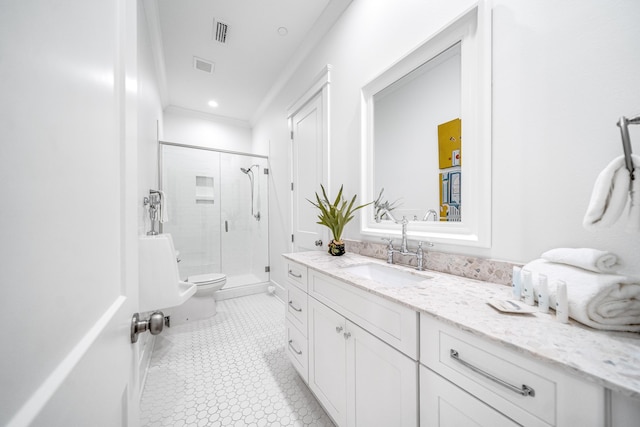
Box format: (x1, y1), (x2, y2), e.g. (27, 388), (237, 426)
(289, 270), (302, 278)
(450, 349), (535, 397)
(288, 339), (302, 355)
(288, 300), (302, 312)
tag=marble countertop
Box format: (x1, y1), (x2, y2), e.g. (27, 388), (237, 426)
(283, 251), (640, 399)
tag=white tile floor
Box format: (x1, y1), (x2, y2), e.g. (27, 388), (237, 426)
(140, 293), (335, 427)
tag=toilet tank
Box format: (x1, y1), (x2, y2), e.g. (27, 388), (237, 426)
(138, 234), (196, 313)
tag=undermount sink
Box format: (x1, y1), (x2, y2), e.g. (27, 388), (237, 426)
(341, 263), (430, 288)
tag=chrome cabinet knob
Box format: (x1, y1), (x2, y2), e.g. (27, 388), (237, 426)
(336, 326), (343, 333)
(315, 239), (323, 247)
(343, 332), (352, 340)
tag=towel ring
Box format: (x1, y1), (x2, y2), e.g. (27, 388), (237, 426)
(617, 115), (640, 181)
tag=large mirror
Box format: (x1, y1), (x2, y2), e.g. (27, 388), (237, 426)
(360, 3), (492, 247)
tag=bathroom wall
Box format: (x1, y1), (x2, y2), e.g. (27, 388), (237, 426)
(252, 0), (640, 294)
(163, 106), (256, 154)
(139, 1), (165, 236)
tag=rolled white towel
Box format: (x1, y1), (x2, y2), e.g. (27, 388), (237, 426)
(523, 259), (640, 332)
(541, 247), (622, 273)
(583, 154), (640, 230)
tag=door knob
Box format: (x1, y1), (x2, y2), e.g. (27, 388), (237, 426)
(315, 240), (323, 247)
(131, 311), (164, 343)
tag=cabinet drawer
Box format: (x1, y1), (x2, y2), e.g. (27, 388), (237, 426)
(420, 366), (519, 427)
(286, 260), (308, 292)
(286, 284), (307, 334)
(421, 316), (554, 426)
(286, 319), (308, 383)
(309, 269), (418, 359)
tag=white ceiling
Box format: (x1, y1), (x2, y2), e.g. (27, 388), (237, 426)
(146, 0), (351, 124)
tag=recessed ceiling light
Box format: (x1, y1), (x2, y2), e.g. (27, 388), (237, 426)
(208, 100), (219, 108)
(277, 26), (288, 36)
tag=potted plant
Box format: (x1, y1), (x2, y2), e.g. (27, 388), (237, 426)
(308, 184), (371, 256)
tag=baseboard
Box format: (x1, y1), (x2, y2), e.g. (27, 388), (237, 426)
(216, 282), (269, 301)
(269, 279), (287, 303)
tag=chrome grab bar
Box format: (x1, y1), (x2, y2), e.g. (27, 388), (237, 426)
(288, 270), (302, 278)
(288, 300), (302, 312)
(288, 340), (302, 355)
(450, 349), (535, 397)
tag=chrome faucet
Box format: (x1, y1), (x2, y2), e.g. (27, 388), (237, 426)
(422, 209), (438, 221)
(399, 216), (409, 253)
(382, 216), (433, 271)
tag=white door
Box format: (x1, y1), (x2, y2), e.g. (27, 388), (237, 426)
(347, 322), (418, 427)
(291, 90), (329, 252)
(1, 1), (140, 426)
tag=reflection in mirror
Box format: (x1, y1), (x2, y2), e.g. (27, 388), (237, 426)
(361, 3), (492, 247)
(374, 43), (461, 223)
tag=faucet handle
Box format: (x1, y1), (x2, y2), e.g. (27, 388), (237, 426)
(381, 237), (394, 248)
(419, 241), (434, 249)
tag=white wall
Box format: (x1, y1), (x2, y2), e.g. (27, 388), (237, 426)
(139, 1), (164, 236)
(254, 0), (640, 292)
(163, 106), (256, 154)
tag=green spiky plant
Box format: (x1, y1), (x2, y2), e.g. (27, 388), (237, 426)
(308, 184), (372, 255)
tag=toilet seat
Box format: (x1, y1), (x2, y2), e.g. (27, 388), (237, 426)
(187, 273), (226, 291)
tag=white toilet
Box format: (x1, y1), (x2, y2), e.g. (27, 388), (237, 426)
(168, 272), (227, 324)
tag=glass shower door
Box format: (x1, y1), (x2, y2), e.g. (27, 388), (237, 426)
(219, 153), (269, 288)
(160, 143), (269, 290)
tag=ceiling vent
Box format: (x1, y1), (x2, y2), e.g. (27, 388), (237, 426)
(213, 19), (230, 44)
(193, 56), (215, 74)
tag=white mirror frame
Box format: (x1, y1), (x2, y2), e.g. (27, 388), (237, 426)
(360, 2), (492, 248)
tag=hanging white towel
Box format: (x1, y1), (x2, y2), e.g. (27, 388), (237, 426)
(583, 154), (640, 231)
(523, 259), (640, 332)
(541, 247), (622, 273)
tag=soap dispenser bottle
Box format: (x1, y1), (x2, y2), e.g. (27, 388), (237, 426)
(522, 269), (535, 306)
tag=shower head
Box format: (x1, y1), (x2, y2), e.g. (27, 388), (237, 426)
(240, 164), (259, 174)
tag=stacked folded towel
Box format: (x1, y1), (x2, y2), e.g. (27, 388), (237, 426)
(523, 248), (640, 332)
(541, 247), (622, 273)
(583, 154), (640, 231)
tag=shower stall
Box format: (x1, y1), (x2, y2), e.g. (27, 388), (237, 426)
(159, 142), (269, 297)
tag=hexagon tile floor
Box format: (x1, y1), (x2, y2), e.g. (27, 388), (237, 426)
(140, 293), (335, 427)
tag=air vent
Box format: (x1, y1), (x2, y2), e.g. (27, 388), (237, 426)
(213, 19), (229, 44)
(193, 56), (215, 74)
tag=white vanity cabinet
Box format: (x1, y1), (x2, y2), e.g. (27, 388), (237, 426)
(419, 316), (605, 427)
(283, 257), (419, 427)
